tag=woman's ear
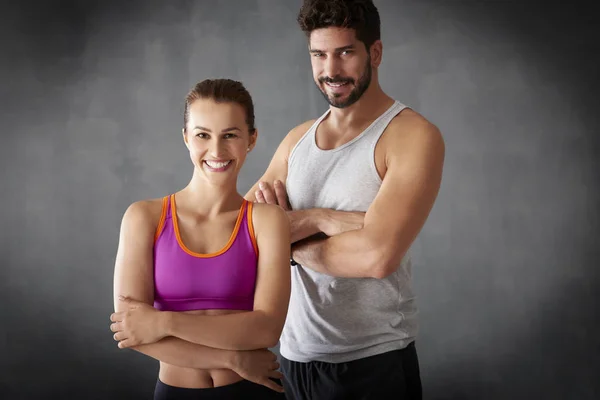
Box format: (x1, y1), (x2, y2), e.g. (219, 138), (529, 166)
(247, 129), (258, 152)
(182, 128), (190, 149)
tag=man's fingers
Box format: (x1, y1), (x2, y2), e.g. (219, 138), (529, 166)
(255, 190), (266, 203)
(113, 332), (126, 341)
(260, 378), (284, 393)
(110, 322), (121, 332)
(110, 312), (123, 322)
(274, 180), (290, 210)
(259, 182), (277, 205)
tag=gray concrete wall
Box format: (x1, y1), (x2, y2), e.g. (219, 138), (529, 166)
(1, 1), (598, 399)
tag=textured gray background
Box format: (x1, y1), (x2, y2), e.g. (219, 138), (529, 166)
(1, 1), (598, 399)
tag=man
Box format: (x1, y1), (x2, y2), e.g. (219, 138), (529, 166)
(245, 0), (445, 399)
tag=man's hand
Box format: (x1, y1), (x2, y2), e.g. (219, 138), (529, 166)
(320, 210), (365, 237)
(255, 180), (366, 244)
(255, 180), (291, 210)
(291, 234), (328, 273)
(110, 296), (167, 348)
(230, 349), (285, 393)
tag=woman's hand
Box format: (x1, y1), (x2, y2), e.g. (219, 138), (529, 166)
(110, 296), (167, 348)
(230, 349), (284, 393)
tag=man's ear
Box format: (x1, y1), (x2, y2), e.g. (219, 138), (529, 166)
(370, 39), (383, 67)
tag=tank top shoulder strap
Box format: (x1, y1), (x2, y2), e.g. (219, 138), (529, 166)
(166, 194), (173, 218)
(154, 195), (171, 242)
(244, 200), (259, 257)
(363, 101), (409, 149)
(372, 101), (408, 136)
(224, 199), (258, 258)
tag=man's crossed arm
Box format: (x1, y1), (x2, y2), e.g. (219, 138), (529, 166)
(245, 116), (444, 280)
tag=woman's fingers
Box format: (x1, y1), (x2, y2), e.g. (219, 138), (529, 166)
(260, 378), (284, 393)
(269, 370), (284, 380)
(117, 339), (134, 349)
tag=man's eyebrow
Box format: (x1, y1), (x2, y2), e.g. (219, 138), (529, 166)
(310, 44), (355, 53)
(335, 45), (355, 52)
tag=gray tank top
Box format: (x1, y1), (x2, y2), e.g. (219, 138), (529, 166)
(281, 100), (418, 363)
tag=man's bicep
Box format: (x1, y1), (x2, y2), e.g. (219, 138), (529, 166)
(113, 202), (156, 312)
(364, 126), (445, 264)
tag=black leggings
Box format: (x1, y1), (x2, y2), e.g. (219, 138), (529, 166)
(154, 378), (286, 399)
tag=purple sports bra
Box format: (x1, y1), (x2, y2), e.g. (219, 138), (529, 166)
(153, 194), (258, 312)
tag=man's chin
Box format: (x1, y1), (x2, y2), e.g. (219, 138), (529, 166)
(327, 96), (354, 109)
(317, 88), (357, 108)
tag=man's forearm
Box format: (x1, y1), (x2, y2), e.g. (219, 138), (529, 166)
(288, 208), (365, 243)
(132, 337), (235, 370)
(292, 227), (399, 279)
(164, 311), (280, 351)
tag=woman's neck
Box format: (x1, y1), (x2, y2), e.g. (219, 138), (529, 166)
(179, 170), (243, 217)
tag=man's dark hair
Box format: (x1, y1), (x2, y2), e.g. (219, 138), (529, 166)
(297, 0), (381, 50)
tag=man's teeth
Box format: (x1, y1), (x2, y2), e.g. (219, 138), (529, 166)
(327, 82), (348, 87)
(205, 160), (231, 168)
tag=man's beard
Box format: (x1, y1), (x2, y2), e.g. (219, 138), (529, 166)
(316, 57), (372, 109)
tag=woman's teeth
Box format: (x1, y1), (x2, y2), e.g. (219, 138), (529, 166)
(205, 160), (231, 168)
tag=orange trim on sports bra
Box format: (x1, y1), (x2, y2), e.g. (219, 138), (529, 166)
(171, 194), (247, 258)
(247, 201), (259, 258)
(154, 196), (169, 243)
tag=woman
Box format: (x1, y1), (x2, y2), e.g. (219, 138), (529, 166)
(110, 79), (290, 399)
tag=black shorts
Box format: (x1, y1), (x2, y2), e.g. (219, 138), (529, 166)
(154, 378), (286, 399)
(280, 342), (422, 400)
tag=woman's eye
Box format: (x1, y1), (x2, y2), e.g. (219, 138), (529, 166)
(224, 134), (237, 139)
(196, 133), (208, 138)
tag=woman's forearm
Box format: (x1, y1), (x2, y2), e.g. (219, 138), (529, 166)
(163, 311), (280, 351)
(132, 337), (235, 370)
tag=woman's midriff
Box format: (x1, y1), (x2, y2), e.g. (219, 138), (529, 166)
(158, 309), (248, 388)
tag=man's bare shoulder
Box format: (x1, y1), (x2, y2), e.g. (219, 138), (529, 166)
(285, 119), (317, 144)
(383, 108), (444, 153)
(280, 119), (318, 160)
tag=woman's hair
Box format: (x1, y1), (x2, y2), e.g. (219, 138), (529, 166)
(297, 0), (381, 50)
(183, 78), (256, 133)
